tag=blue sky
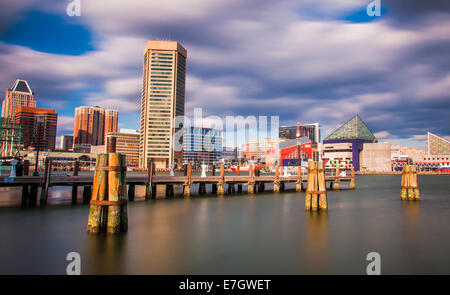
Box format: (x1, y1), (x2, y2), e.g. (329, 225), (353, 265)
(0, 0), (449, 149)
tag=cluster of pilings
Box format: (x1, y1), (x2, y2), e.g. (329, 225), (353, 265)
(87, 153), (128, 234)
(305, 161), (327, 211)
(400, 165), (420, 201)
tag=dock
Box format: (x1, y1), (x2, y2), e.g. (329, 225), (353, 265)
(0, 160), (355, 207)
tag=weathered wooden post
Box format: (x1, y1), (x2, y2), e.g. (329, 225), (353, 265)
(71, 160), (79, 204)
(211, 164), (217, 193)
(412, 166), (420, 200)
(145, 159), (154, 199)
(305, 161), (313, 210)
(248, 165), (255, 194)
(23, 160), (30, 176)
(318, 161), (327, 210)
(87, 154), (108, 233)
(311, 161), (319, 211)
(21, 160), (30, 207)
(296, 165), (302, 192)
(217, 164), (225, 195)
(237, 165), (242, 193)
(333, 167), (340, 190)
(256, 168), (264, 192)
(349, 167), (355, 190)
(184, 163), (192, 197)
(407, 165), (415, 200)
(29, 184), (38, 207)
(83, 185), (92, 204)
(128, 184), (135, 201)
(87, 153), (128, 234)
(273, 165), (280, 193)
(40, 158), (52, 205)
(400, 165), (408, 200)
(107, 153), (127, 234)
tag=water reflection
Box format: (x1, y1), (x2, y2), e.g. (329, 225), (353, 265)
(85, 234), (128, 274)
(305, 211), (329, 274)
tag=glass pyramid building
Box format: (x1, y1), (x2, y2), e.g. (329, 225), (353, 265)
(324, 115), (377, 142)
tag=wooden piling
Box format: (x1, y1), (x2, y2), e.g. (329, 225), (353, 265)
(128, 184), (135, 201)
(305, 161), (313, 210)
(23, 160), (30, 176)
(248, 165), (255, 194)
(407, 165), (415, 200)
(71, 160), (79, 204)
(349, 167), (355, 189)
(237, 165), (242, 193)
(87, 154), (108, 233)
(145, 159), (154, 199)
(296, 165), (302, 192)
(21, 185), (29, 207)
(318, 161), (327, 210)
(333, 167), (340, 190)
(107, 153), (125, 234)
(311, 162), (318, 211)
(217, 164), (225, 195)
(29, 184), (38, 207)
(183, 163), (192, 197)
(273, 165), (280, 193)
(400, 165), (407, 200)
(412, 166), (420, 200)
(39, 158), (52, 205)
(211, 164), (217, 193)
(83, 186), (92, 204)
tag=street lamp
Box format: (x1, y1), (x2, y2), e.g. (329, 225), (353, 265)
(33, 116), (44, 176)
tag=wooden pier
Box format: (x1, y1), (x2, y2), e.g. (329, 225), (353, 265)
(0, 160), (355, 207)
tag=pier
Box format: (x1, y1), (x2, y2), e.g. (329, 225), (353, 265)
(0, 159), (355, 207)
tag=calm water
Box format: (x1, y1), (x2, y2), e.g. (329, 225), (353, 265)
(1, 175), (450, 274)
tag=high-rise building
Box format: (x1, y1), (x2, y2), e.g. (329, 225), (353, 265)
(0, 117), (23, 158)
(428, 132), (450, 155)
(59, 135), (74, 151)
(183, 127), (222, 166)
(105, 110), (119, 136)
(2, 79), (36, 118)
(15, 106), (57, 151)
(245, 137), (279, 167)
(140, 40), (187, 169)
(279, 122), (320, 143)
(73, 106), (118, 152)
(106, 130), (140, 168)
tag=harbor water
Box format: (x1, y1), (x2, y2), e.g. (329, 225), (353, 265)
(1, 175), (450, 274)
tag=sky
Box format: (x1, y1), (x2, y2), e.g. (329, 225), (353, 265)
(0, 0), (449, 150)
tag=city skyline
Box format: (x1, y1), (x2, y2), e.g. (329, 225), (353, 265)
(0, 1), (449, 150)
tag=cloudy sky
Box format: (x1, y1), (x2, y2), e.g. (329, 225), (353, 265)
(0, 0), (449, 149)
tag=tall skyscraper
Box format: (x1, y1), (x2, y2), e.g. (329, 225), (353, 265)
(15, 106), (57, 151)
(140, 40), (187, 169)
(2, 79), (36, 118)
(279, 123), (321, 143)
(73, 106), (118, 152)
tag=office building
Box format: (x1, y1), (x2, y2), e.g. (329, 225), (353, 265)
(140, 40), (187, 169)
(279, 122), (320, 143)
(106, 130), (140, 168)
(73, 106), (118, 152)
(59, 135), (74, 151)
(245, 138), (278, 167)
(15, 106), (57, 151)
(183, 127), (222, 166)
(428, 132), (450, 155)
(2, 79), (36, 118)
(0, 117), (23, 158)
